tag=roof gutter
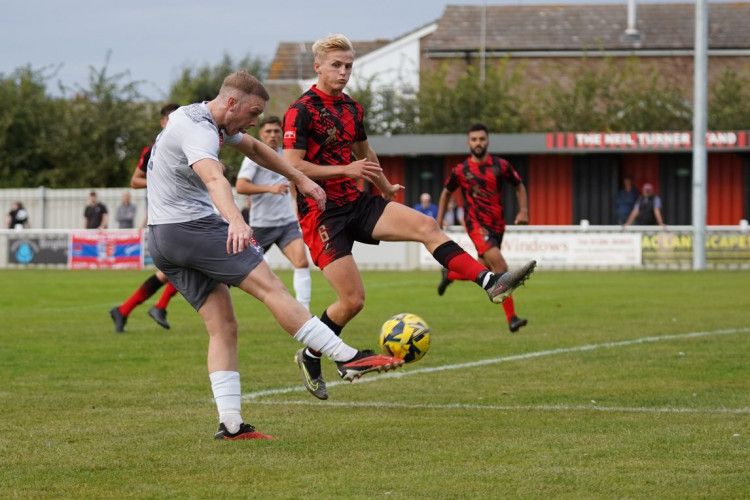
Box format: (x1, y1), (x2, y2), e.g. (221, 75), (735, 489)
(425, 49), (750, 58)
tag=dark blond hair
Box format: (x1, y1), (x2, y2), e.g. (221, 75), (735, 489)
(219, 71), (269, 101)
(312, 34), (355, 62)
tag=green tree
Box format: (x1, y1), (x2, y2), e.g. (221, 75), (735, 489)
(349, 77), (420, 135)
(0, 55), (157, 188)
(169, 53), (268, 180)
(606, 57), (691, 131)
(708, 68), (750, 130)
(541, 55), (691, 132)
(540, 59), (611, 131)
(416, 59), (529, 134)
(47, 54), (154, 187)
(169, 53), (266, 104)
(0, 66), (64, 187)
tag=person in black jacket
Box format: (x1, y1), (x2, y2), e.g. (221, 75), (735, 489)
(624, 182), (666, 227)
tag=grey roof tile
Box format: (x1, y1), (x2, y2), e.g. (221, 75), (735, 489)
(424, 3), (750, 52)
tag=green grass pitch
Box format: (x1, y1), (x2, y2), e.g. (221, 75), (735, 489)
(1, 268), (748, 498)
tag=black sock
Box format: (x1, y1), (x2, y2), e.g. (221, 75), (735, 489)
(320, 309), (343, 336)
(142, 274), (165, 296)
(475, 270), (492, 289)
(301, 350), (322, 379)
(432, 240), (464, 267)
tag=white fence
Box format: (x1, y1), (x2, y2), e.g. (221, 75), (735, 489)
(1, 187), (249, 230)
(3, 188), (748, 270)
(2, 225), (749, 270)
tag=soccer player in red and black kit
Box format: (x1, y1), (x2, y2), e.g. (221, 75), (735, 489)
(436, 122), (530, 333)
(283, 34), (536, 400)
(109, 103), (180, 333)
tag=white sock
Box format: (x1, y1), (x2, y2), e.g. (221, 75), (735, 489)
(293, 316), (357, 362)
(293, 267), (311, 311)
(209, 371), (242, 434)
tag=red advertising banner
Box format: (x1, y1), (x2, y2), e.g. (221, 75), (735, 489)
(545, 131), (748, 151)
(69, 230), (143, 270)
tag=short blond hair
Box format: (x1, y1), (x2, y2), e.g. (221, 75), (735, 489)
(219, 70), (269, 101)
(312, 34), (355, 62)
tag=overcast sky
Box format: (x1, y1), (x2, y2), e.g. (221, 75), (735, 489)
(1, 0), (725, 100)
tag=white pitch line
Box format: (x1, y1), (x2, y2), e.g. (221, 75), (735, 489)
(249, 399), (750, 415)
(243, 327), (750, 400)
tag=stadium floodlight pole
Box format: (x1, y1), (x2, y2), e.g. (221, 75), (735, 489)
(692, 0), (708, 270)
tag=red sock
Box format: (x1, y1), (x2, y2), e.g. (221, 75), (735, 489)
(119, 274), (164, 316)
(433, 241), (489, 285)
(445, 251), (488, 282)
(502, 295), (516, 323)
(446, 269), (463, 282)
(155, 282), (178, 309)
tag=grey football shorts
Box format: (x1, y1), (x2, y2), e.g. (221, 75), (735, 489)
(252, 221), (303, 252)
(148, 214), (264, 311)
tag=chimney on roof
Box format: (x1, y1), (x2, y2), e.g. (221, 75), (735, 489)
(620, 0), (643, 45)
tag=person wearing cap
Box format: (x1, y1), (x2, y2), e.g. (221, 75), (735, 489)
(623, 182), (666, 227)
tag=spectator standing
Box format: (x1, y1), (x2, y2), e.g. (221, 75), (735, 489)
(413, 192), (438, 219)
(116, 192), (136, 228)
(83, 191), (108, 229)
(615, 176), (639, 224)
(624, 183), (666, 228)
(7, 202), (30, 229)
(442, 196), (465, 229)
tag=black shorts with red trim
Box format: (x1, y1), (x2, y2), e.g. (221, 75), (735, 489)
(467, 226), (505, 257)
(299, 192), (389, 269)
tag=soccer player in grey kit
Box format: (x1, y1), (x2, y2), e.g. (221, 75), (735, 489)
(146, 70), (402, 440)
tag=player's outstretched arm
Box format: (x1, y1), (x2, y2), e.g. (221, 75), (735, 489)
(234, 135), (316, 193)
(283, 148), (354, 181)
(236, 177), (289, 196)
(352, 141), (402, 198)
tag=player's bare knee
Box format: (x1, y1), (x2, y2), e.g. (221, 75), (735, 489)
(415, 214), (443, 243)
(341, 295), (365, 316)
(208, 318), (238, 340)
(290, 257), (308, 268)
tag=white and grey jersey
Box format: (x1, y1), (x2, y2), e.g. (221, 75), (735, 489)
(237, 149), (298, 227)
(146, 102), (243, 225)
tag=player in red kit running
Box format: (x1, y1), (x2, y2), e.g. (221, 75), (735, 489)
(436, 122), (529, 333)
(283, 34), (536, 400)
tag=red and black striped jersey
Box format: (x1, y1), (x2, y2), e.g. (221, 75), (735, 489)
(283, 85), (367, 215)
(445, 156), (522, 233)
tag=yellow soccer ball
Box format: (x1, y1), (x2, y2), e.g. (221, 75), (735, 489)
(379, 313), (431, 363)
